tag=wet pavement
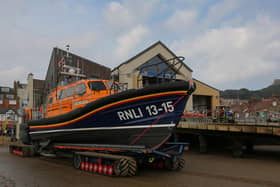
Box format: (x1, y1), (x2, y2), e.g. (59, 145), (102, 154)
(1, 144), (280, 187)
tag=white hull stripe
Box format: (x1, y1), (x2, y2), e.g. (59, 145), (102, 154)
(29, 123), (176, 135)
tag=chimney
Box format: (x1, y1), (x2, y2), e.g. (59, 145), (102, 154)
(27, 73), (34, 81)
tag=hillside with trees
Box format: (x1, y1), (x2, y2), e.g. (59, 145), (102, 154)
(221, 82), (280, 100)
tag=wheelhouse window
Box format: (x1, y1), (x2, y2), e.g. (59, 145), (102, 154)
(59, 89), (66, 99)
(60, 86), (75, 99)
(88, 81), (106, 91)
(66, 87), (74, 97)
(105, 81), (113, 90)
(75, 83), (86, 96)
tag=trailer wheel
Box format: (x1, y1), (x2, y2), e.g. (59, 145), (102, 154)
(177, 158), (185, 170)
(32, 141), (40, 155)
(73, 154), (82, 169)
(114, 158), (137, 177)
(164, 157), (184, 171)
(127, 159), (137, 177)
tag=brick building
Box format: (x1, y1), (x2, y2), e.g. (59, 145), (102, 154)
(0, 86), (19, 110)
(0, 86), (20, 134)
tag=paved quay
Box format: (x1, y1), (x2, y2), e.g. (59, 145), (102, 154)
(1, 144), (280, 187)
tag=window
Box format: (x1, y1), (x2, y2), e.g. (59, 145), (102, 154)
(60, 89), (66, 99)
(76, 83), (86, 96)
(1, 87), (9, 92)
(0, 100), (3, 104)
(56, 90), (62, 99)
(0, 94), (3, 99)
(88, 81), (106, 91)
(66, 87), (74, 97)
(22, 99), (28, 107)
(105, 81), (113, 89)
(138, 55), (176, 79)
(9, 100), (17, 105)
(6, 110), (15, 120)
(6, 94), (15, 99)
(60, 86), (75, 99)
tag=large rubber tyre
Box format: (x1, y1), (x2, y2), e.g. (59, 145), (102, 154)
(164, 157), (184, 171)
(127, 159), (137, 177)
(177, 158), (185, 170)
(32, 141), (41, 155)
(114, 158), (137, 177)
(73, 154), (82, 169)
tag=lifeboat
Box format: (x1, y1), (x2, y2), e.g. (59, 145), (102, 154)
(26, 79), (196, 149)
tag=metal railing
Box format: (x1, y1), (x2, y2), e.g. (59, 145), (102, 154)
(180, 114), (280, 126)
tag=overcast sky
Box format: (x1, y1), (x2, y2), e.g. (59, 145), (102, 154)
(0, 0), (279, 90)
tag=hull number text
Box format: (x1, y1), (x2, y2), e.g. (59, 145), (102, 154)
(117, 101), (174, 121)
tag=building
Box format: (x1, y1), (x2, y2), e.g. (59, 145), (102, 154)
(0, 86), (20, 134)
(13, 74), (45, 110)
(14, 81), (28, 108)
(45, 47), (111, 94)
(112, 41), (220, 112)
(220, 98), (248, 106)
(26, 73), (46, 108)
(0, 86), (19, 110)
(192, 79), (220, 112)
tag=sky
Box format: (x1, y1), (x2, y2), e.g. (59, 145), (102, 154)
(0, 0), (279, 90)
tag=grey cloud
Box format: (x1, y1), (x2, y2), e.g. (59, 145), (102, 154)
(172, 15), (280, 89)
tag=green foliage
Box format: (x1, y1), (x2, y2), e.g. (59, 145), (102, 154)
(221, 84), (280, 100)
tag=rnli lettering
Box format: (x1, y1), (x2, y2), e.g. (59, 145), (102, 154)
(117, 107), (143, 121)
(117, 101), (174, 121)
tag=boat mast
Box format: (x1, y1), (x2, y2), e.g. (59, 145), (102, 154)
(58, 44), (86, 86)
